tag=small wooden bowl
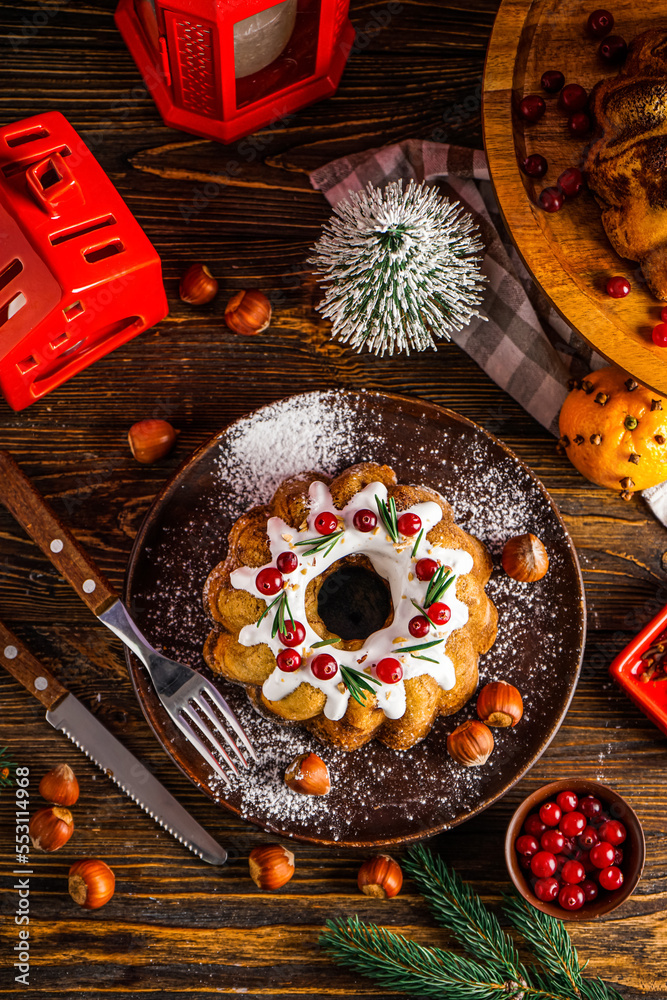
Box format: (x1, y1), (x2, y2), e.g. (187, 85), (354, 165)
(505, 779), (645, 920)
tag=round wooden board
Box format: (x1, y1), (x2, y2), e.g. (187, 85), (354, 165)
(483, 0), (667, 394)
(123, 390), (586, 848)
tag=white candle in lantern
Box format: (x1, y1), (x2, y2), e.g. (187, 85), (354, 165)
(233, 0), (298, 78)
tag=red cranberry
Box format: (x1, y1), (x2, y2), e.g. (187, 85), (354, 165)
(540, 802), (562, 827)
(661, 307), (667, 323)
(558, 167), (584, 196)
(587, 9), (614, 37)
(520, 154), (548, 178)
(559, 884), (585, 910)
(568, 112), (591, 137)
(519, 854), (533, 871)
(256, 567), (283, 595)
(353, 508), (377, 532)
(580, 795), (603, 820)
(561, 859), (585, 884)
(590, 841), (615, 868)
(599, 35), (627, 64)
(581, 878), (599, 901)
(541, 70), (565, 93)
(278, 621), (306, 647)
(561, 836), (577, 857)
(519, 94), (546, 122)
(408, 615), (431, 638)
(524, 814), (547, 838)
(397, 512), (421, 536)
(559, 83), (588, 112)
(427, 602), (451, 625)
(314, 511), (338, 535)
(559, 811), (586, 838)
(598, 819), (626, 845)
(652, 323), (667, 347)
(538, 186), (564, 212)
(276, 649), (301, 672)
(311, 653), (338, 680)
(276, 551), (298, 574)
(516, 834), (540, 857)
(580, 849), (596, 874)
(613, 847), (624, 866)
(554, 853), (568, 873)
(534, 876), (560, 901)
(541, 830), (565, 853)
(556, 790), (579, 813)
(599, 865), (624, 890)
(415, 558), (439, 581)
(375, 657), (403, 684)
(578, 826), (599, 850)
(531, 851), (557, 878)
(606, 275), (631, 298)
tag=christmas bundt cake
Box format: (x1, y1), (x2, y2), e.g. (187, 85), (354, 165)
(203, 463), (498, 752)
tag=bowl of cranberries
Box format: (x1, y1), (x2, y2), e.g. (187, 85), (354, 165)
(505, 779), (645, 919)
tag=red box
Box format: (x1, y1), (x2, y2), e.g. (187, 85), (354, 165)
(609, 602), (667, 737)
(0, 112), (168, 411)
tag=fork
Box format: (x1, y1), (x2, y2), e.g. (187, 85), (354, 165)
(0, 451), (255, 785)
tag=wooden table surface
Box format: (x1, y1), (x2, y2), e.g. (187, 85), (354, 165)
(1, 2), (666, 997)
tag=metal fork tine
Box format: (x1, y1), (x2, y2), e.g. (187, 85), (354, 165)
(180, 704), (239, 777)
(191, 692), (248, 770)
(201, 684), (257, 762)
(173, 712), (231, 786)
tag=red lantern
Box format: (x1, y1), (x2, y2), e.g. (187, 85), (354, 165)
(115, 0), (355, 144)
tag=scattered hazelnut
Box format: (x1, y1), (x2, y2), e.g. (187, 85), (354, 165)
(249, 844), (295, 891)
(501, 533), (549, 582)
(29, 806), (74, 852)
(357, 855), (403, 899)
(128, 418), (179, 464)
(179, 263), (218, 305)
(69, 858), (115, 910)
(224, 289), (272, 336)
(39, 763), (79, 806)
(476, 680), (523, 728)
(284, 752), (330, 796)
(447, 719), (494, 767)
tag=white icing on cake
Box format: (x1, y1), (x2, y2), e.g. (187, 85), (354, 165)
(230, 481), (474, 722)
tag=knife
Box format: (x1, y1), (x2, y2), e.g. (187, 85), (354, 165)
(0, 621), (227, 865)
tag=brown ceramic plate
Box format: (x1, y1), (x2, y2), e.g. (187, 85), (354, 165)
(483, 0), (667, 394)
(123, 390), (586, 847)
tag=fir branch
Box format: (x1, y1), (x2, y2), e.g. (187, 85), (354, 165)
(340, 665), (382, 705)
(376, 494), (399, 543)
(294, 530), (344, 556)
(321, 917), (527, 1000)
(503, 896), (582, 994)
(425, 566), (456, 607)
(0, 747), (15, 789)
(411, 528), (424, 558)
(404, 845), (525, 981)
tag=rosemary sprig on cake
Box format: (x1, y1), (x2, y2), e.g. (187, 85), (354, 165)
(255, 590), (295, 637)
(340, 665), (382, 705)
(295, 530), (344, 557)
(375, 494), (399, 543)
(397, 638), (444, 655)
(411, 529), (424, 557)
(425, 566), (455, 606)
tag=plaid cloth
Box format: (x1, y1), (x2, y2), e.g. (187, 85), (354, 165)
(310, 139), (667, 525)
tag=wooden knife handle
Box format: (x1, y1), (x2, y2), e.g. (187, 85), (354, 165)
(0, 621), (68, 710)
(0, 451), (117, 617)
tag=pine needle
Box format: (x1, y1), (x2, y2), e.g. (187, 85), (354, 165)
(503, 896), (582, 994)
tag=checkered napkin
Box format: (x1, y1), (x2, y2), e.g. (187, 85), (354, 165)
(310, 139), (667, 526)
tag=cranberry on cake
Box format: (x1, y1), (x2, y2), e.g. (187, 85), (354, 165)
(203, 462), (497, 751)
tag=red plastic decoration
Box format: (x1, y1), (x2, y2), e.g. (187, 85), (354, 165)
(115, 0), (355, 144)
(0, 112), (167, 412)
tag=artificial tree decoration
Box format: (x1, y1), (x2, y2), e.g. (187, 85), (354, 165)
(310, 180), (486, 357)
(321, 845), (623, 1000)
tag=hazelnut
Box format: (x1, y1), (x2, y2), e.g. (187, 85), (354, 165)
(128, 418), (179, 464)
(39, 763), (79, 806)
(29, 806), (74, 852)
(224, 289), (272, 336)
(69, 858), (115, 909)
(179, 263), (218, 305)
(476, 680), (523, 728)
(447, 720), (494, 767)
(249, 844), (295, 891)
(357, 855), (403, 899)
(501, 533), (549, 582)
(284, 752), (330, 796)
